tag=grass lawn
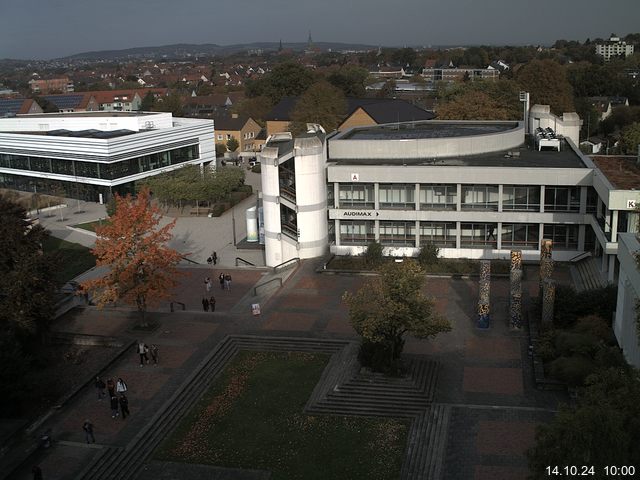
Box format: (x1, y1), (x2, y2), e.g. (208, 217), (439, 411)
(157, 351), (409, 480)
(72, 219), (109, 232)
(43, 236), (96, 284)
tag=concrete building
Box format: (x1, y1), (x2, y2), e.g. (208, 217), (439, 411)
(29, 77), (74, 94)
(614, 233), (640, 368)
(0, 111), (215, 202)
(258, 108), (640, 285)
(595, 34), (634, 61)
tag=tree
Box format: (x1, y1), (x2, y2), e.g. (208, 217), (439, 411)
(82, 188), (183, 326)
(620, 122), (640, 154)
(0, 195), (58, 340)
(215, 143), (227, 157)
(343, 260), (451, 373)
(245, 61), (316, 104)
(290, 80), (347, 134)
(139, 91), (156, 111)
(233, 95), (273, 125)
(327, 65), (370, 97)
(377, 79), (396, 98)
(437, 80), (523, 120)
(226, 136), (239, 152)
(528, 368), (640, 478)
(153, 91), (184, 116)
(362, 241), (384, 268)
(515, 59), (575, 115)
(417, 243), (439, 267)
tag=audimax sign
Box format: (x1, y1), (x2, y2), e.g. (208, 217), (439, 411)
(342, 211), (380, 217)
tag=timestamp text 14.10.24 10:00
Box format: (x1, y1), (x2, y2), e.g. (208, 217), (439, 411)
(546, 466), (636, 476)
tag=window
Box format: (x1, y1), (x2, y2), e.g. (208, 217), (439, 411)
(420, 222), (456, 247)
(462, 185), (499, 211)
(544, 186), (580, 212)
(340, 220), (375, 245)
(378, 184), (415, 209)
(226, 134), (231, 141)
(460, 223), (498, 248)
(217, 134), (223, 140)
(501, 223), (539, 249)
(420, 184), (457, 210)
(502, 186), (540, 211)
(73, 161), (100, 179)
(338, 184), (375, 209)
(51, 158), (75, 176)
(327, 183), (335, 208)
(586, 187), (598, 214)
(379, 221), (416, 246)
(543, 224), (579, 249)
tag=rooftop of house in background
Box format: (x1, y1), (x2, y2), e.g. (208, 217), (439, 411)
(0, 98), (42, 116)
(590, 156), (640, 190)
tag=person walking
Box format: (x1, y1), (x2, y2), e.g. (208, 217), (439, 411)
(202, 297), (209, 312)
(83, 419), (95, 443)
(150, 344), (159, 365)
(118, 394), (130, 419)
(95, 376), (106, 400)
(116, 377), (127, 396)
(209, 295), (216, 312)
(212, 251), (217, 265)
(106, 377), (116, 398)
(204, 276), (212, 293)
(224, 273), (232, 290)
(137, 341), (148, 366)
(219, 273), (225, 290)
(110, 396), (119, 418)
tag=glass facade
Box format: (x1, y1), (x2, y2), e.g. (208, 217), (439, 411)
(461, 185), (499, 211)
(338, 184), (375, 209)
(501, 223), (539, 249)
(420, 222), (456, 247)
(379, 221), (416, 246)
(543, 224), (579, 249)
(378, 184), (415, 209)
(544, 186), (580, 212)
(0, 145), (198, 181)
(420, 184), (456, 210)
(460, 223), (498, 248)
(339, 220), (375, 245)
(502, 186), (540, 211)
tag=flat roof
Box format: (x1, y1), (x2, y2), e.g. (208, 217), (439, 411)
(17, 111), (159, 118)
(340, 121), (518, 140)
(330, 142), (587, 169)
(591, 156), (640, 190)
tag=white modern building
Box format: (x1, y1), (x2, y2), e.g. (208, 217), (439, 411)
(0, 111), (215, 202)
(258, 108), (640, 282)
(595, 34), (635, 61)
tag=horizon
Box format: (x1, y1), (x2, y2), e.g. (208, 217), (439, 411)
(1, 0), (639, 60)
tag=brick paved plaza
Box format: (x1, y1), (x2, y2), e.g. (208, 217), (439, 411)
(6, 262), (567, 480)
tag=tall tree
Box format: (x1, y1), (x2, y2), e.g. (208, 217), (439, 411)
(437, 80), (523, 120)
(620, 122), (640, 154)
(290, 80), (347, 134)
(245, 61), (316, 104)
(327, 65), (370, 97)
(139, 91), (156, 111)
(343, 260), (451, 372)
(153, 91), (184, 116)
(516, 59), (575, 115)
(226, 136), (240, 152)
(82, 188), (183, 326)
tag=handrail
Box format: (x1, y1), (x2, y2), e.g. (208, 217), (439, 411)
(569, 251), (592, 263)
(253, 277), (283, 296)
(181, 255), (199, 265)
(273, 257), (300, 273)
(235, 257), (255, 267)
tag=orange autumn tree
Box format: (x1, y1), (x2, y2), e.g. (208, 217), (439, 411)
(83, 187), (183, 326)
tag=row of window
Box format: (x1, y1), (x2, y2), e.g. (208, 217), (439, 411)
(333, 184), (594, 213)
(0, 145), (199, 180)
(338, 221), (579, 250)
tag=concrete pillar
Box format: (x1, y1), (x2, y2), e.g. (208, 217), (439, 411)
(498, 184), (503, 213)
(496, 222), (502, 250)
(374, 183), (379, 210)
(335, 220), (341, 246)
(611, 210), (619, 242)
(456, 221), (461, 249)
(579, 186), (588, 215)
(539, 185), (545, 213)
(608, 255), (616, 283)
(415, 220), (421, 248)
(456, 184), (462, 211)
(415, 183), (420, 211)
(578, 224), (586, 251)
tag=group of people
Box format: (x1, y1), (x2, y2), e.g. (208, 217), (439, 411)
(91, 375), (131, 440)
(137, 341), (159, 366)
(202, 295), (216, 312)
(206, 251), (218, 265)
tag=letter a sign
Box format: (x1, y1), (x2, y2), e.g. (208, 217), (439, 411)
(351, 173), (360, 182)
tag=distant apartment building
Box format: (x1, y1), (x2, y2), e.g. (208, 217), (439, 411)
(213, 113), (262, 152)
(29, 77), (74, 94)
(595, 34), (634, 61)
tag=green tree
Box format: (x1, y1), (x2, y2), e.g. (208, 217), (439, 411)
(233, 95), (273, 125)
(620, 122), (640, 154)
(215, 143), (227, 157)
(417, 243), (439, 267)
(516, 59), (575, 115)
(139, 91), (156, 111)
(290, 80), (347, 134)
(246, 61), (316, 104)
(0, 194), (58, 340)
(153, 91), (184, 116)
(528, 368), (640, 478)
(343, 260), (451, 372)
(437, 80), (523, 120)
(362, 241), (384, 268)
(226, 136), (240, 152)
(327, 65), (369, 97)
(377, 79), (397, 98)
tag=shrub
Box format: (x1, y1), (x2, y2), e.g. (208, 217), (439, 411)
(573, 315), (614, 342)
(417, 242), (439, 266)
(554, 285), (618, 328)
(548, 355), (595, 386)
(251, 164), (261, 173)
(362, 241), (384, 268)
(536, 330), (557, 362)
(594, 346), (627, 369)
(554, 331), (602, 357)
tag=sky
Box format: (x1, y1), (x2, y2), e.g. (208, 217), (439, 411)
(1, 0), (639, 60)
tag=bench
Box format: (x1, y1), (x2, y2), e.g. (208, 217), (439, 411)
(189, 208), (210, 216)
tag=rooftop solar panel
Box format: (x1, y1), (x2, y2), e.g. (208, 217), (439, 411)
(0, 99), (26, 115)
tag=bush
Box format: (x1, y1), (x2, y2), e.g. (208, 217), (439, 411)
(554, 285), (617, 328)
(554, 331), (602, 357)
(574, 315), (614, 342)
(251, 164), (261, 173)
(417, 242), (439, 266)
(594, 346), (627, 370)
(358, 339), (405, 375)
(362, 241), (384, 268)
(548, 355), (596, 386)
